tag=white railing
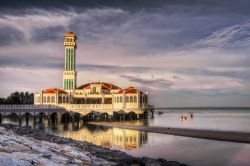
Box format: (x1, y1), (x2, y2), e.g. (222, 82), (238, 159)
(0, 104), (63, 110)
(0, 104), (113, 110)
(59, 104), (113, 110)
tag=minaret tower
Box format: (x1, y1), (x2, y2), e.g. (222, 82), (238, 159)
(63, 32), (77, 93)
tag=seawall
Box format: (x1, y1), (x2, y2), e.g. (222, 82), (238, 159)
(89, 122), (250, 143)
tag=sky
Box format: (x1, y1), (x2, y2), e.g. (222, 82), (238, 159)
(1, 0), (250, 107)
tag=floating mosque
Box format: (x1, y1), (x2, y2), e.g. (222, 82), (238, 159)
(34, 32), (149, 119)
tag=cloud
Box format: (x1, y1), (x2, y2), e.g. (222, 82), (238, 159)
(0, 2), (250, 106)
(120, 74), (173, 90)
(0, 26), (24, 46)
(196, 20), (250, 50)
(0, 9), (76, 44)
(120, 72), (244, 92)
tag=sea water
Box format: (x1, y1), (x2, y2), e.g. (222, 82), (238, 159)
(2, 108), (250, 166)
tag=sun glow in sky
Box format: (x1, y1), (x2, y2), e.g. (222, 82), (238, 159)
(1, 0), (250, 107)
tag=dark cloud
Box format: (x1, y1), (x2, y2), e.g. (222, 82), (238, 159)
(31, 26), (66, 43)
(177, 68), (250, 80)
(1, 0), (250, 14)
(78, 64), (154, 73)
(120, 75), (173, 89)
(0, 26), (24, 46)
(0, 54), (62, 69)
(0, 53), (156, 73)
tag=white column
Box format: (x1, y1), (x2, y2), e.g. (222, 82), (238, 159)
(123, 92), (125, 108)
(41, 92), (43, 105)
(137, 91), (140, 108)
(102, 94), (104, 104)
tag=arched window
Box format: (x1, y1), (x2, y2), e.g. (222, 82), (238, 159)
(126, 96), (129, 102)
(51, 96), (55, 103)
(47, 96), (50, 103)
(130, 96), (133, 103)
(62, 96), (65, 103)
(120, 96), (123, 103)
(43, 96), (46, 103)
(59, 96), (62, 103)
(134, 96), (137, 103)
(116, 96), (119, 103)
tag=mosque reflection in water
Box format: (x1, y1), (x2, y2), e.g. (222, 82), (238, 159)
(3, 116), (148, 150)
(41, 122), (148, 150)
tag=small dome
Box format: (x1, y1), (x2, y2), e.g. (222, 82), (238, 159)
(42, 88), (68, 94)
(65, 32), (76, 37)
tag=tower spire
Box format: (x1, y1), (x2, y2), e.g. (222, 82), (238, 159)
(63, 32), (77, 92)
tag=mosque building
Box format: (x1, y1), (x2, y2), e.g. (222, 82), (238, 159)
(34, 32), (149, 119)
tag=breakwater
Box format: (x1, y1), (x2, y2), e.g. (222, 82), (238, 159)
(89, 122), (250, 143)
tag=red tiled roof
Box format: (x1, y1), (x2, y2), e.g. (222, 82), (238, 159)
(42, 88), (68, 94)
(116, 86), (141, 94)
(77, 82), (120, 90)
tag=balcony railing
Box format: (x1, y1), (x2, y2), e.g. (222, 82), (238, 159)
(0, 104), (62, 110)
(59, 104), (113, 110)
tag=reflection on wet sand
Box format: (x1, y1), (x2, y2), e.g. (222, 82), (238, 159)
(62, 125), (148, 150)
(2, 117), (148, 150)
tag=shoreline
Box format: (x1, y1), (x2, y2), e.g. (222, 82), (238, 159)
(88, 122), (250, 143)
(0, 123), (188, 166)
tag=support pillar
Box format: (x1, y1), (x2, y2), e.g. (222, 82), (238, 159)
(33, 115), (37, 124)
(48, 113), (51, 125)
(96, 115), (100, 121)
(108, 115), (113, 121)
(33, 115), (37, 128)
(137, 114), (140, 120)
(72, 115), (75, 123)
(18, 116), (22, 126)
(25, 114), (29, 126)
(82, 116), (85, 123)
(39, 115), (43, 123)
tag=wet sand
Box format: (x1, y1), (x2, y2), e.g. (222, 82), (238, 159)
(89, 122), (250, 143)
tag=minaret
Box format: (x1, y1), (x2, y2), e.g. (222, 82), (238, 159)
(63, 32), (77, 93)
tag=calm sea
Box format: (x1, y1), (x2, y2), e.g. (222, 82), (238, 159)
(2, 108), (250, 166)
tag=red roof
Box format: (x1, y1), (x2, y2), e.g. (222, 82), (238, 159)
(77, 82), (120, 90)
(116, 86), (141, 94)
(42, 88), (68, 94)
(65, 32), (76, 36)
